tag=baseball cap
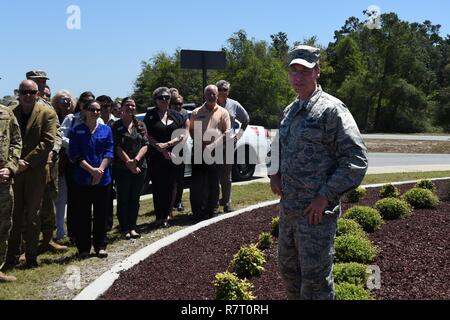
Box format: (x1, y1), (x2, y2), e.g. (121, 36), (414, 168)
(26, 70), (49, 80)
(288, 45), (320, 69)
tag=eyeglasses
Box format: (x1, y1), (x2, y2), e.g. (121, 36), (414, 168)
(288, 69), (314, 77)
(19, 90), (38, 96)
(218, 88), (229, 92)
(42, 93), (51, 98)
(86, 108), (101, 113)
(156, 95), (171, 101)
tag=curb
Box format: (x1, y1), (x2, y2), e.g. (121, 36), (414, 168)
(74, 176), (450, 300)
(73, 199), (279, 300)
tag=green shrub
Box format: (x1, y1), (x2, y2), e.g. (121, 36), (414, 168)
(415, 179), (437, 192)
(335, 234), (378, 264)
(336, 219), (366, 237)
(271, 216), (280, 237)
(374, 198), (412, 220)
(346, 187), (367, 203)
(335, 282), (374, 300)
(256, 232), (273, 250)
(379, 184), (400, 199)
(230, 245), (266, 278)
(213, 271), (255, 300)
(333, 263), (370, 286)
(402, 188), (439, 209)
(343, 206), (383, 233)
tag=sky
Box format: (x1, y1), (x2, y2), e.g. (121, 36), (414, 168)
(1, 0), (449, 100)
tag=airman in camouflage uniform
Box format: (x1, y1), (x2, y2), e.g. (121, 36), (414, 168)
(26, 71), (67, 252)
(0, 104), (22, 282)
(269, 45), (368, 300)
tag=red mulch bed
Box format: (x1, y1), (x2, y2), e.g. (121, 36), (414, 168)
(101, 180), (450, 300)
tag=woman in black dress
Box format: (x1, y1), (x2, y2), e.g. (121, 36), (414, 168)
(143, 87), (187, 227)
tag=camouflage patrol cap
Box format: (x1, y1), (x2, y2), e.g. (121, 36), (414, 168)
(26, 70), (49, 80)
(288, 45), (320, 69)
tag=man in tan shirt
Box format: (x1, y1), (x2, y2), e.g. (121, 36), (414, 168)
(189, 85), (231, 220)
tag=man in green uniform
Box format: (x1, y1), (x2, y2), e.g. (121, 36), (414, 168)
(4, 80), (57, 269)
(0, 99), (22, 281)
(26, 71), (67, 252)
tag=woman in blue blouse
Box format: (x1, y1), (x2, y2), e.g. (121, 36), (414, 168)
(69, 100), (114, 258)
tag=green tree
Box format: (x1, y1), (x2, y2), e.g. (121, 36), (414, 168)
(133, 51), (204, 112)
(214, 30), (295, 128)
(270, 32), (289, 61)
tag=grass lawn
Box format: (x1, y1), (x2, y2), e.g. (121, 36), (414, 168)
(1, 170), (449, 300)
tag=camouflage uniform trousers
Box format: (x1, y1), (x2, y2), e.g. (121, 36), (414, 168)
(40, 161), (59, 241)
(0, 185), (13, 268)
(278, 208), (338, 300)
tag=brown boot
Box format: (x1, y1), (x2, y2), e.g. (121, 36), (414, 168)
(40, 232), (68, 253)
(47, 240), (68, 252)
(0, 271), (17, 283)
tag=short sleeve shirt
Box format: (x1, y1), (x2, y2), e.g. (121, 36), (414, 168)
(112, 119), (149, 170)
(221, 98), (249, 131)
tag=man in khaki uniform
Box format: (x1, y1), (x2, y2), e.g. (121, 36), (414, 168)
(26, 71), (67, 252)
(189, 85), (231, 220)
(0, 103), (22, 282)
(4, 80), (57, 269)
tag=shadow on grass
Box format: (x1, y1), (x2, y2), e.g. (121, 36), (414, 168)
(138, 212), (196, 233)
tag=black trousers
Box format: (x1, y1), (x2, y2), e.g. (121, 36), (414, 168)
(65, 164), (76, 240)
(190, 163), (220, 220)
(72, 184), (110, 253)
(174, 163), (185, 206)
(149, 156), (177, 221)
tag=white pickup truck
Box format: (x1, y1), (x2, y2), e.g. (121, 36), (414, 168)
(136, 104), (270, 183)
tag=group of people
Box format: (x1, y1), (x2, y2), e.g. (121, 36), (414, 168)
(2, 44), (369, 301)
(0, 69), (249, 283)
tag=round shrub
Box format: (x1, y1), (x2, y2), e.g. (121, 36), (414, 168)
(337, 219), (366, 237)
(402, 188), (439, 209)
(230, 245), (266, 278)
(334, 234), (378, 264)
(213, 271), (255, 300)
(374, 198), (412, 220)
(270, 216), (279, 237)
(343, 206), (383, 233)
(335, 282), (374, 300)
(415, 179), (437, 192)
(379, 184), (400, 199)
(256, 232), (273, 250)
(333, 263), (370, 286)
(346, 187), (367, 203)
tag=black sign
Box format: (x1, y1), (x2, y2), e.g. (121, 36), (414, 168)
(180, 50), (226, 70)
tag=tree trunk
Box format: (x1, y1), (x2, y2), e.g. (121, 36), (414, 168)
(374, 54), (388, 132)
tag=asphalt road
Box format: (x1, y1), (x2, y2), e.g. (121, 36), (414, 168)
(253, 152), (450, 178)
(362, 134), (450, 141)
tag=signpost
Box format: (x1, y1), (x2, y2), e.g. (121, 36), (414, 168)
(180, 50), (226, 90)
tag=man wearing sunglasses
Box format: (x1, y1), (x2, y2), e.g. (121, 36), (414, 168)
(216, 80), (249, 213)
(0, 93), (22, 282)
(189, 85), (231, 221)
(269, 45), (368, 300)
(26, 70), (67, 254)
(3, 80), (57, 270)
